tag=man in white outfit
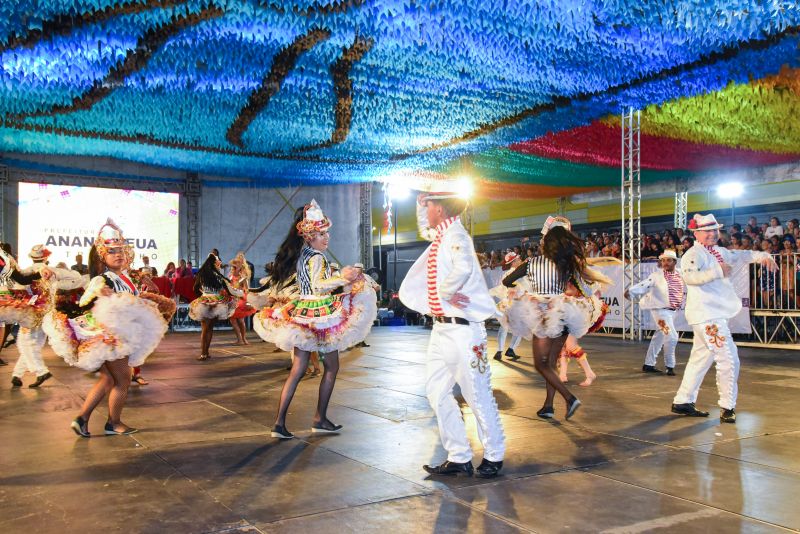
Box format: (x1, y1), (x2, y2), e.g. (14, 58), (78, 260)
(400, 189), (506, 478)
(625, 249), (685, 376)
(671, 214), (777, 423)
(492, 251), (523, 361)
(12, 245), (54, 388)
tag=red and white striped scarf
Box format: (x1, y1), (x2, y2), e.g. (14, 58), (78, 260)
(426, 216), (459, 316)
(663, 269), (683, 309)
(705, 245), (724, 264)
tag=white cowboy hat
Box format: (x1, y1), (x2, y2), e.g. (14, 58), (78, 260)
(28, 244), (52, 260)
(688, 213), (723, 231)
(659, 249), (678, 261)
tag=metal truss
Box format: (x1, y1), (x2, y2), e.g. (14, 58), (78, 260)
(359, 182), (372, 267)
(674, 177), (688, 230)
(621, 108), (642, 341)
(184, 172), (201, 266)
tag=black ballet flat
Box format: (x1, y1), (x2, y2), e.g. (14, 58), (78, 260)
(537, 406), (555, 419)
(311, 421), (343, 434)
(565, 397), (582, 420)
(104, 422), (139, 435)
(271, 424), (294, 439)
(71, 416), (91, 438)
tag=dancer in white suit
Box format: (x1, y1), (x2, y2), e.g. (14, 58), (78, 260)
(671, 213), (777, 423)
(400, 189), (505, 479)
(625, 249), (685, 376)
(490, 251), (524, 361)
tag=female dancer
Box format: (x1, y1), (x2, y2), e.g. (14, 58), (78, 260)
(189, 254), (242, 361)
(253, 200), (377, 438)
(502, 216), (609, 420)
(43, 219), (168, 436)
(228, 252), (256, 345)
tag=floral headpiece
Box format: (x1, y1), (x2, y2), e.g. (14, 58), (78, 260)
(296, 199), (332, 239)
(94, 218), (134, 266)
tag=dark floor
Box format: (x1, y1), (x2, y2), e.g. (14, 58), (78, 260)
(1, 327), (799, 533)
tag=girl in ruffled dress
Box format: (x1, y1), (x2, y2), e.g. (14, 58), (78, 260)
(253, 200), (377, 438)
(43, 220), (168, 437)
(189, 254), (243, 361)
(228, 252), (256, 345)
(502, 216), (610, 420)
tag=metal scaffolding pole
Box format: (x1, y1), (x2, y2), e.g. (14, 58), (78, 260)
(0, 165), (7, 243)
(185, 172), (201, 266)
(674, 178), (688, 230)
(621, 108), (642, 341)
(359, 182), (373, 267)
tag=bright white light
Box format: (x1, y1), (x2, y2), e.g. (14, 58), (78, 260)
(717, 182), (744, 199)
(388, 182), (410, 200)
(455, 177), (474, 199)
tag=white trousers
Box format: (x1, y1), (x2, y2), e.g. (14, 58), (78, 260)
(426, 322), (506, 463)
(12, 327), (49, 378)
(497, 325), (521, 353)
(645, 309), (678, 368)
(673, 319), (738, 410)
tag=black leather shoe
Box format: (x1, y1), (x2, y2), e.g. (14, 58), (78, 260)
(271, 424), (294, 439)
(505, 348), (520, 361)
(311, 421), (343, 434)
(423, 460), (473, 477)
(3, 337), (16, 348)
(29, 372), (52, 388)
(642, 365), (663, 373)
(666, 367), (676, 376)
(537, 406), (555, 419)
(70, 416), (91, 438)
(0, 357), (7, 366)
(493, 351), (502, 361)
(565, 397), (582, 420)
(671, 403), (709, 417)
(11, 376), (22, 388)
(720, 408), (736, 423)
(475, 458), (503, 479)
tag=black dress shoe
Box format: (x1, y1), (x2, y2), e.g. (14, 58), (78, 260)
(11, 376), (22, 388)
(271, 424), (294, 439)
(666, 367), (676, 376)
(475, 458), (503, 479)
(671, 403), (709, 417)
(70, 416), (91, 438)
(720, 408), (736, 423)
(565, 397), (582, 420)
(0, 357), (7, 366)
(504, 348), (520, 361)
(3, 337), (16, 348)
(537, 406), (555, 419)
(29, 372), (52, 388)
(493, 351), (502, 361)
(642, 365), (663, 373)
(423, 460), (473, 477)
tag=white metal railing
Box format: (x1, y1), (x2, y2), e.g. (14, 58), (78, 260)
(750, 253), (799, 312)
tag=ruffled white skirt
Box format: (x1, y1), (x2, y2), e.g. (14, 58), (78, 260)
(501, 293), (605, 340)
(42, 293), (168, 371)
(253, 280), (377, 353)
(188, 293), (236, 321)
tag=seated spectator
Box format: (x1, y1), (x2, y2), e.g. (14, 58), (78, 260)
(765, 217), (784, 239)
(642, 240), (662, 259)
(140, 255), (158, 276)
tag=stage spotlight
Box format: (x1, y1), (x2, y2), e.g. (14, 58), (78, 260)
(717, 181), (744, 199)
(388, 182), (410, 200)
(456, 176), (474, 199)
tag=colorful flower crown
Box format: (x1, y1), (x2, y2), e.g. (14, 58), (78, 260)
(296, 199), (332, 239)
(94, 218), (134, 267)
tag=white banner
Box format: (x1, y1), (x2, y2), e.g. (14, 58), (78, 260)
(18, 182), (179, 273)
(595, 261), (751, 334)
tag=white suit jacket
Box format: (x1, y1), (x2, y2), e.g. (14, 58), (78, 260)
(400, 204), (497, 322)
(681, 243), (769, 325)
(627, 269), (685, 310)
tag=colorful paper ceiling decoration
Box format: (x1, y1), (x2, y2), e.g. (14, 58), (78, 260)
(0, 1), (799, 185)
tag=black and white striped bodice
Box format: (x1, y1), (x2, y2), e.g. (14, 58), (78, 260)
(296, 246), (329, 296)
(527, 256), (567, 295)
